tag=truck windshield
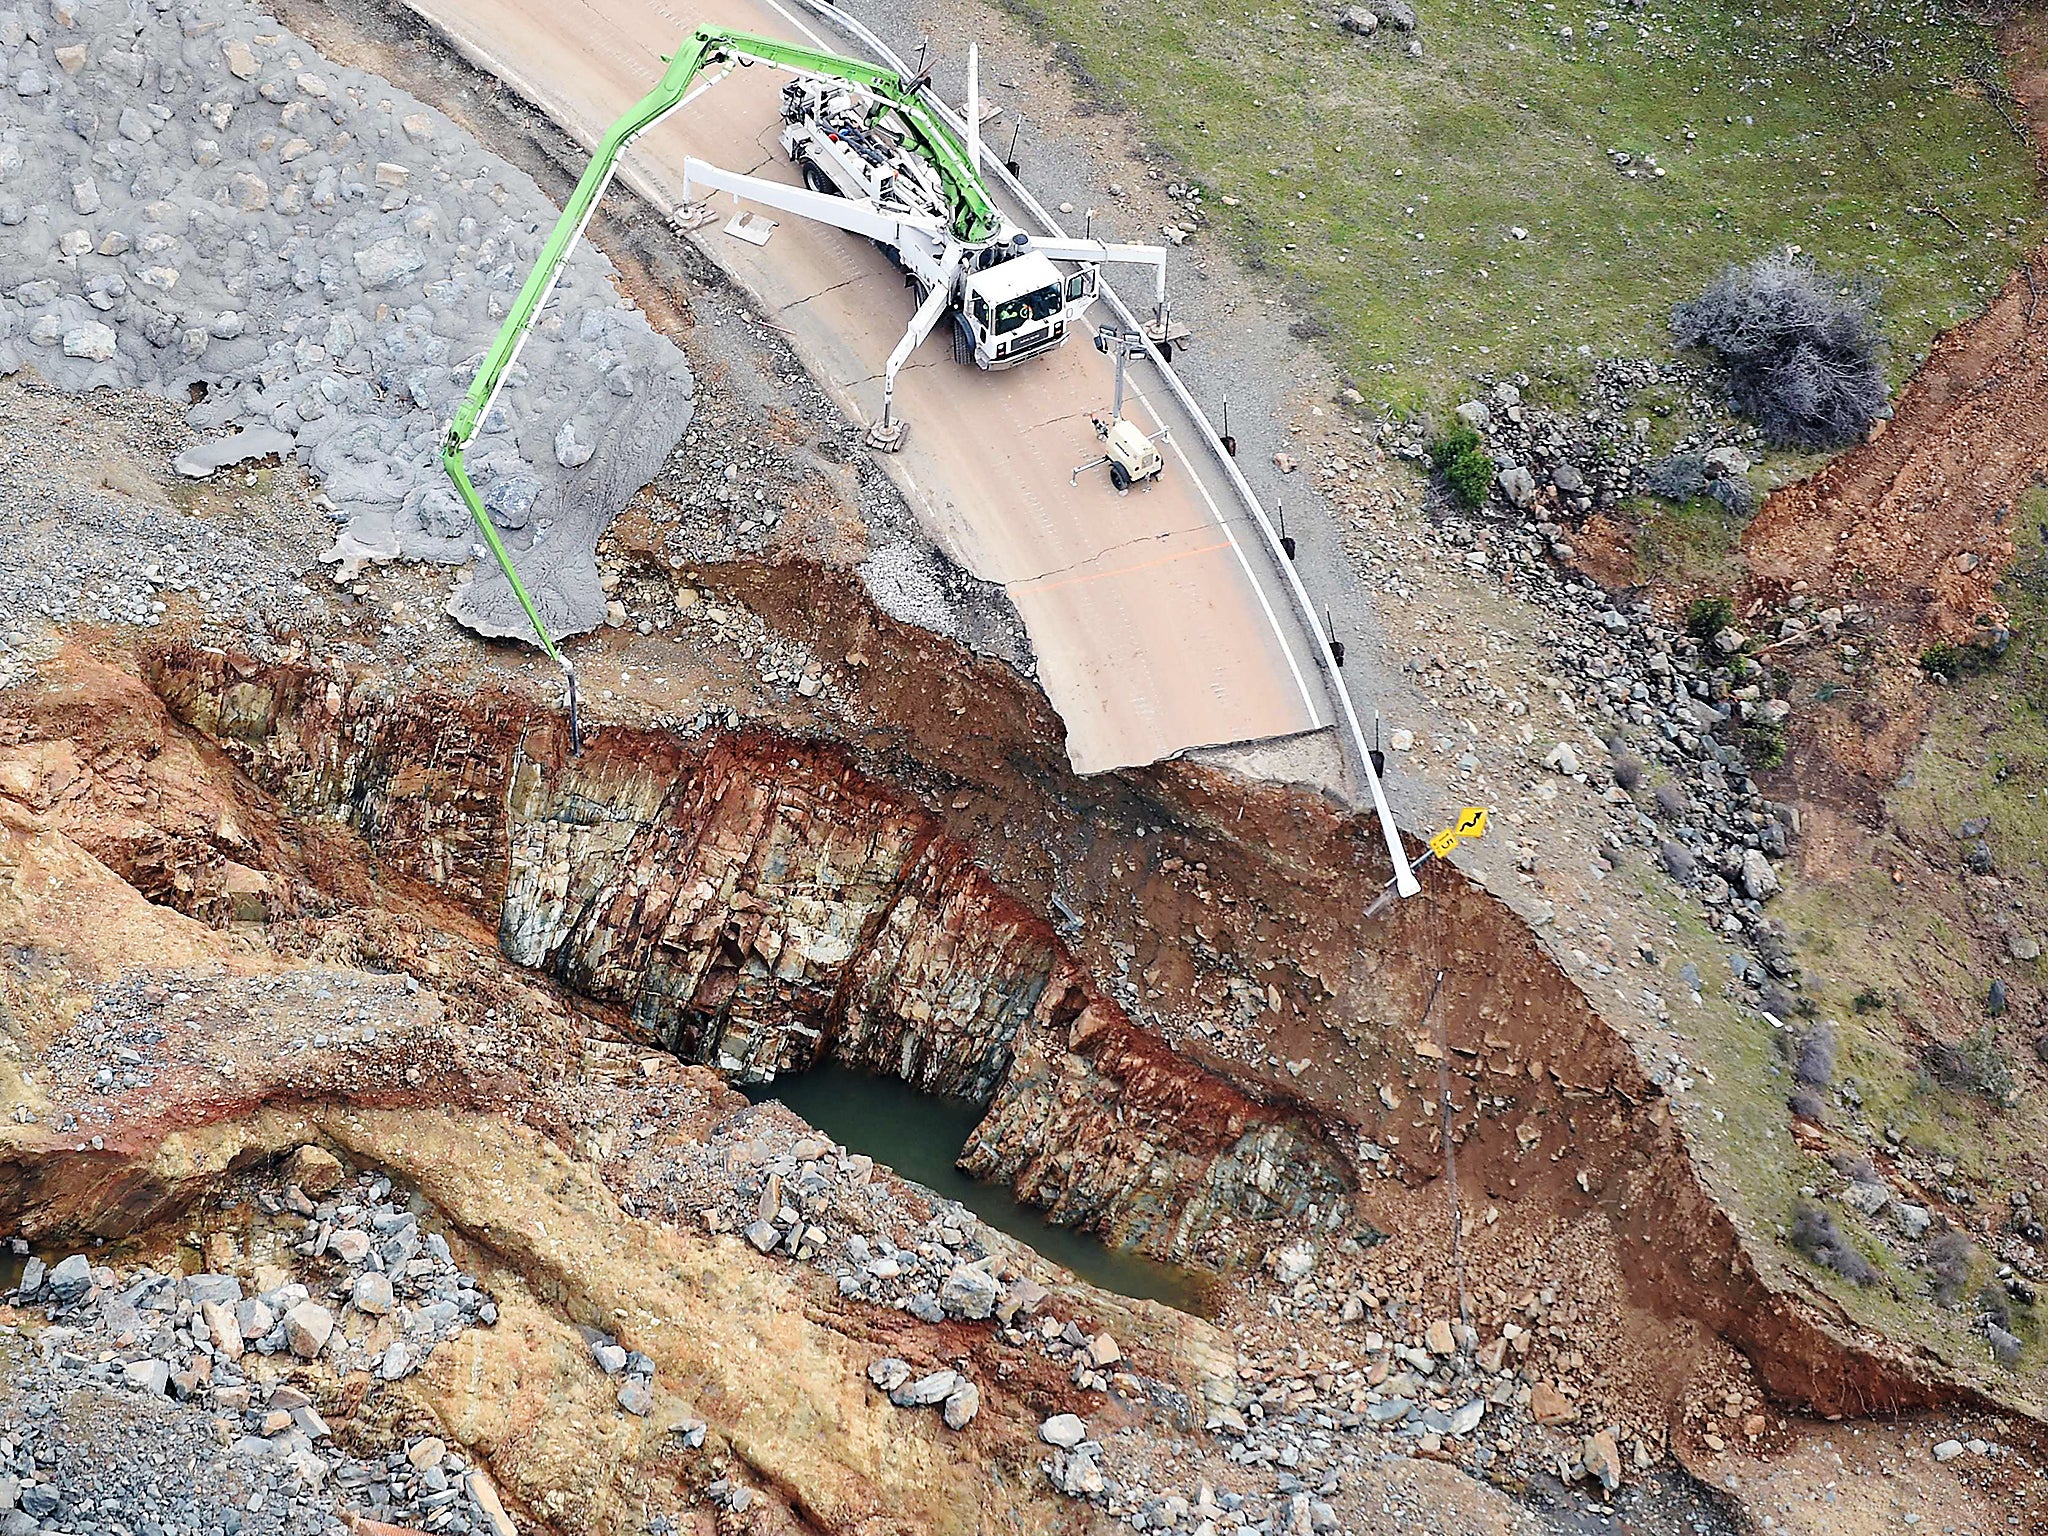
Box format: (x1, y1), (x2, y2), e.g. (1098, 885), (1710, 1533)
(992, 284), (1063, 335)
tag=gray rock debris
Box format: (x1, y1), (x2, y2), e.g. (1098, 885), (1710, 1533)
(0, 0), (693, 642)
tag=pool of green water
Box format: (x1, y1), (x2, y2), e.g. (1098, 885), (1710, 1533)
(747, 1065), (1216, 1316)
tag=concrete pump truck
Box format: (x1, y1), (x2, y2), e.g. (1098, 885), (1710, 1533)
(441, 25), (1173, 730)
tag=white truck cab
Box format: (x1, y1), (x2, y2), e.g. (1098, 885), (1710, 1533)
(959, 248), (1095, 367)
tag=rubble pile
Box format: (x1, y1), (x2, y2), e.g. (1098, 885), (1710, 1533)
(1, 1151), (511, 1535)
(0, 0), (693, 639)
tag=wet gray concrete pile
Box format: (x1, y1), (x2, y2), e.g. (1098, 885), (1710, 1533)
(0, 0), (693, 640)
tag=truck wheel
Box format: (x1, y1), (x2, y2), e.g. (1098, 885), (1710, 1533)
(801, 160), (837, 196)
(952, 314), (974, 366)
(1110, 460), (1132, 492)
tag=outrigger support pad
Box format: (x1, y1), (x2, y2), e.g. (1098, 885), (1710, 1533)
(864, 411), (909, 452)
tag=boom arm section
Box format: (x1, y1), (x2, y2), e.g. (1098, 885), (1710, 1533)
(1025, 236), (1170, 316)
(681, 155), (944, 246)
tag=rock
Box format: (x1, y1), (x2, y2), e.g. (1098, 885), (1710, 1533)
(591, 1341), (628, 1375)
(890, 1370), (961, 1408)
(286, 1144), (344, 1196)
(200, 1300), (244, 1359)
(554, 419), (594, 469)
(1087, 1331), (1123, 1368)
(1583, 1429), (1622, 1491)
(1448, 1398), (1485, 1436)
(401, 112), (436, 142)
(123, 1358), (172, 1395)
(618, 1379), (654, 1416)
(1424, 1318), (1456, 1355)
(378, 1341), (412, 1380)
(234, 1298), (275, 1340)
(1453, 400), (1489, 430)
(938, 1264), (1000, 1320)
(1551, 462), (1584, 494)
(223, 38), (260, 79)
(1529, 1380), (1574, 1425)
(1040, 1413), (1089, 1449)
(46, 1254), (92, 1301)
(1381, 0), (1417, 29)
(351, 1271), (394, 1316)
(1544, 741), (1580, 776)
(352, 237), (424, 288)
(329, 1229), (372, 1263)
(743, 1220), (779, 1253)
(941, 1380), (980, 1430)
(70, 175), (101, 216)
(408, 1437), (447, 1471)
(282, 1300), (334, 1358)
(1738, 848), (1779, 901)
(1712, 627), (1747, 655)
(2007, 931), (2040, 963)
(1890, 1202), (1931, 1240)
(1933, 1439), (1965, 1463)
(118, 106), (154, 143)
(1267, 1240), (1316, 1285)
(1498, 464), (1538, 507)
(61, 324), (117, 362)
(1702, 446), (1751, 478)
(1842, 1180), (1889, 1217)
(996, 1275), (1047, 1324)
(1056, 1452), (1105, 1497)
(1338, 6), (1378, 35)
(1989, 978), (2008, 1017)
(1273, 452), (1298, 474)
(867, 1358), (912, 1393)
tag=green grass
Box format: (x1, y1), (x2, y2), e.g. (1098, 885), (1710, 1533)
(1010, 0), (2045, 417)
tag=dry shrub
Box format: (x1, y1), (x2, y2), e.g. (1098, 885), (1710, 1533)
(1670, 249), (1888, 450)
(1790, 1200), (1877, 1286)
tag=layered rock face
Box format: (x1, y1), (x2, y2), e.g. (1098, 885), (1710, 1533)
(146, 647), (1352, 1259)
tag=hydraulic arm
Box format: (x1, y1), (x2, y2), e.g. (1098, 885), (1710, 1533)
(440, 25), (1003, 716)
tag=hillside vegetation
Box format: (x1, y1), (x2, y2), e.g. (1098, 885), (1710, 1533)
(1017, 0), (2045, 413)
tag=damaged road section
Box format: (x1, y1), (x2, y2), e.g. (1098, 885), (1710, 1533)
(0, 0), (693, 639)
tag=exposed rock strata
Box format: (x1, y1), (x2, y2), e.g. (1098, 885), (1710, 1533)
(145, 645), (1353, 1259)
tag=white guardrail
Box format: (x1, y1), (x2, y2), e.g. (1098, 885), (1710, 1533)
(794, 0), (1420, 897)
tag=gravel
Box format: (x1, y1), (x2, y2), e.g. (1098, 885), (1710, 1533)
(0, 0), (693, 642)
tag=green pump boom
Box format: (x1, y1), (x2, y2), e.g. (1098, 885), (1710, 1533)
(440, 26), (998, 722)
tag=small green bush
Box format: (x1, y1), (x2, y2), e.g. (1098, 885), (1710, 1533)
(1428, 424), (1482, 469)
(1428, 426), (1496, 509)
(1443, 451), (1495, 508)
(1923, 1028), (2017, 1104)
(1920, 643), (1968, 680)
(1743, 722), (1788, 770)
(1685, 595), (1736, 640)
(1919, 639), (2004, 683)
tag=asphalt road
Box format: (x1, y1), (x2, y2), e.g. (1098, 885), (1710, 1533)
(402, 0), (1341, 776)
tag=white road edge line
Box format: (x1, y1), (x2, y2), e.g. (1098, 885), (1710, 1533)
(1083, 317), (1326, 731)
